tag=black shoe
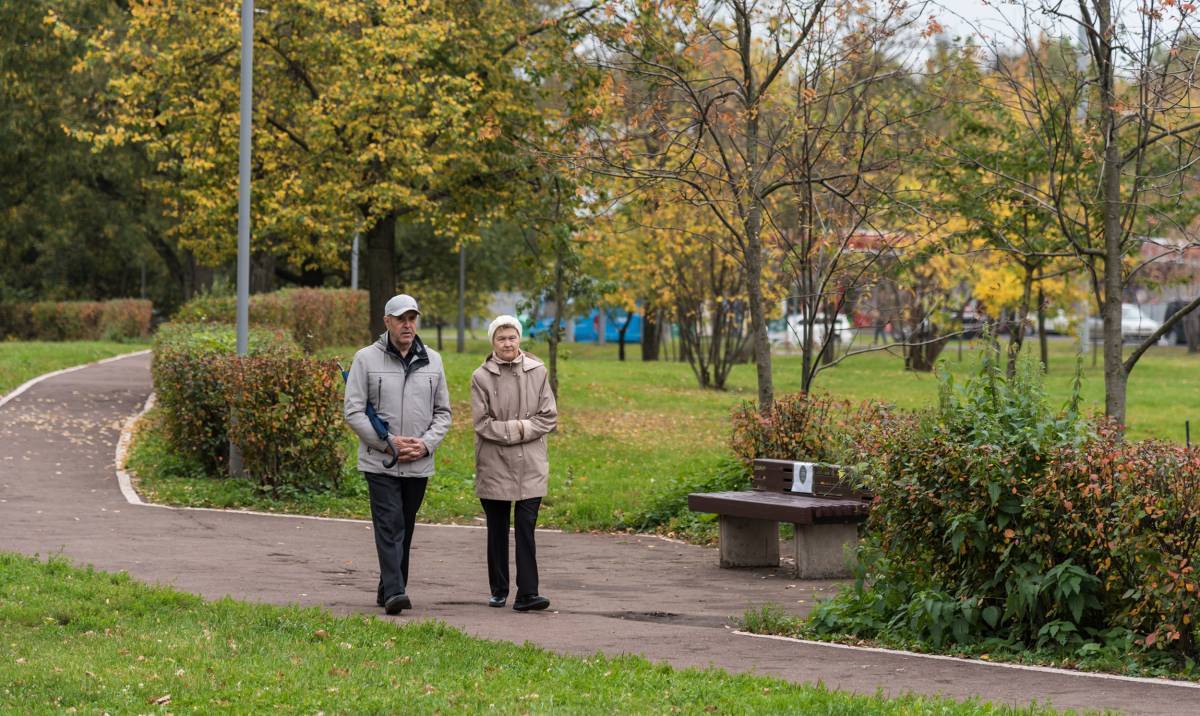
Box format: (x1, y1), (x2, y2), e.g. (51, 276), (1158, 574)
(384, 593), (412, 615)
(513, 594), (550, 612)
(488, 596), (506, 608)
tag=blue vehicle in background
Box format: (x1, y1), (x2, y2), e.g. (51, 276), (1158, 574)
(526, 308), (642, 343)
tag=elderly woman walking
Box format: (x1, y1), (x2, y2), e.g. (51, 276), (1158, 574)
(471, 315), (558, 611)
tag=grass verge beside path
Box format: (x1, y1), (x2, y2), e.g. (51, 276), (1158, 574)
(0, 340), (147, 396)
(0, 553), (1057, 715)
(128, 338), (1197, 542)
(740, 605), (1200, 683)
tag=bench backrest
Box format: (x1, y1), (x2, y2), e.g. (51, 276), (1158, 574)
(752, 458), (872, 501)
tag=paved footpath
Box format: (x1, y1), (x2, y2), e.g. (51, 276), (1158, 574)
(1, 352), (1197, 714)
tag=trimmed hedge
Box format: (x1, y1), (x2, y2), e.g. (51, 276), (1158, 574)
(226, 356), (344, 493)
(151, 323), (300, 474)
(0, 299), (152, 341)
(176, 288), (369, 351)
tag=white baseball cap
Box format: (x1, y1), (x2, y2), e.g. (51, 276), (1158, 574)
(384, 294), (421, 317)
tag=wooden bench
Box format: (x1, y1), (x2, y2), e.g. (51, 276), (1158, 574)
(687, 459), (872, 579)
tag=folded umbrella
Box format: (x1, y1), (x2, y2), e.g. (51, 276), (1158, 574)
(339, 363), (398, 469)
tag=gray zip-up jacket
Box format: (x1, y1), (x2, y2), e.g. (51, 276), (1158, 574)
(344, 333), (452, 477)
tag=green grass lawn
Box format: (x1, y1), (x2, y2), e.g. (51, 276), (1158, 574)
(0, 340), (147, 395)
(0, 553), (1057, 715)
(127, 335), (1199, 542)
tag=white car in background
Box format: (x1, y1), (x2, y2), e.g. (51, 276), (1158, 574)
(768, 314), (851, 349)
(1086, 303), (1162, 342)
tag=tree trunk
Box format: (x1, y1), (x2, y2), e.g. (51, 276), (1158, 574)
(1097, 0), (1128, 425)
(617, 311), (633, 361)
(641, 305), (660, 361)
(905, 323), (948, 372)
(547, 248), (565, 397)
(1186, 310), (1200, 353)
(1007, 263), (1034, 378)
(366, 213), (397, 340)
(1037, 277), (1048, 371)
(250, 251), (275, 294)
(737, 10), (773, 411)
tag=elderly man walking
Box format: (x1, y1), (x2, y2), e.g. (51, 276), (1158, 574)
(344, 294), (451, 615)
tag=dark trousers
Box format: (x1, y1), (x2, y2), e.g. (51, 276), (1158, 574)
(365, 473), (428, 602)
(480, 497), (542, 599)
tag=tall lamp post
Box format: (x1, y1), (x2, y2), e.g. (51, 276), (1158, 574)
(230, 0), (254, 475)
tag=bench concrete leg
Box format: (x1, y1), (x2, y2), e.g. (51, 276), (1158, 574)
(792, 523), (858, 579)
(718, 516), (779, 568)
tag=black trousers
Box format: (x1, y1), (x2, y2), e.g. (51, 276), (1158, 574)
(365, 473), (428, 602)
(480, 497), (542, 599)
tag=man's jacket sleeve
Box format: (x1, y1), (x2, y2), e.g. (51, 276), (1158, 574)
(343, 354), (389, 451)
(419, 366), (452, 453)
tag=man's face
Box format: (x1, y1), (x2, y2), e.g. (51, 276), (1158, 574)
(385, 311), (419, 351)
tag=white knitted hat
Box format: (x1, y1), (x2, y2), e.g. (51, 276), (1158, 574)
(488, 315), (522, 342)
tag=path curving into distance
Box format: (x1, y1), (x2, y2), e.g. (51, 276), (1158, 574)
(1, 352), (1197, 714)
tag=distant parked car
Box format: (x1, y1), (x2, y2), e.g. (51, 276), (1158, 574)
(768, 314), (850, 349)
(1085, 303), (1161, 342)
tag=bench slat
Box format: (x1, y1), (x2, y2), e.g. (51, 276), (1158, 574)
(688, 490), (869, 525)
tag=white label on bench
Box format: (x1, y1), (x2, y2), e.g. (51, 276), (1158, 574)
(791, 462), (814, 494)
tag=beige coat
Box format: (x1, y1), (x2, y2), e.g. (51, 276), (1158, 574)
(471, 352), (558, 501)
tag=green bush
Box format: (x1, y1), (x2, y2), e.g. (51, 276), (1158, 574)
(0, 299), (151, 341)
(807, 347), (1200, 665)
(99, 299), (153, 341)
(810, 351), (1098, 647)
(729, 391), (898, 467)
(226, 356), (345, 495)
(1036, 426), (1200, 655)
(0, 303), (33, 340)
(151, 323), (299, 473)
(176, 288), (368, 351)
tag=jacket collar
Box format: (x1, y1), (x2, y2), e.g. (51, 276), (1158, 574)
(376, 332), (429, 370)
(483, 351), (543, 375)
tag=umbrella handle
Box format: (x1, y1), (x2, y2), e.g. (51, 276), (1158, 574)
(383, 439), (399, 469)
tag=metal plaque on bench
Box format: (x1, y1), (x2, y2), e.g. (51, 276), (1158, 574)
(791, 461), (814, 494)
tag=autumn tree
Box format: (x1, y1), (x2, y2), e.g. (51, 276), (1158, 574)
(74, 1), (601, 333)
(922, 42), (1083, 375)
(578, 0), (939, 404)
(1, 2), (174, 305)
(949, 0), (1200, 424)
(579, 0), (841, 409)
(767, 3), (927, 390)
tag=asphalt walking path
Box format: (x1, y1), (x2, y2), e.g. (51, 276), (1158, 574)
(1, 352), (1197, 714)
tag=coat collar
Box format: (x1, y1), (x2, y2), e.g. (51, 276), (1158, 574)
(375, 332), (429, 369)
(483, 351), (543, 375)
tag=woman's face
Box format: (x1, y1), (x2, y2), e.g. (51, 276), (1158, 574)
(492, 326), (521, 362)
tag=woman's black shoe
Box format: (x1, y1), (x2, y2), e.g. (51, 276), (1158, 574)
(488, 596), (506, 608)
(384, 593), (412, 615)
(512, 595), (550, 612)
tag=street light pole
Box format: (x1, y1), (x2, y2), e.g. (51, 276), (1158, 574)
(457, 244), (466, 353)
(236, 0), (253, 357)
(230, 0), (254, 476)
